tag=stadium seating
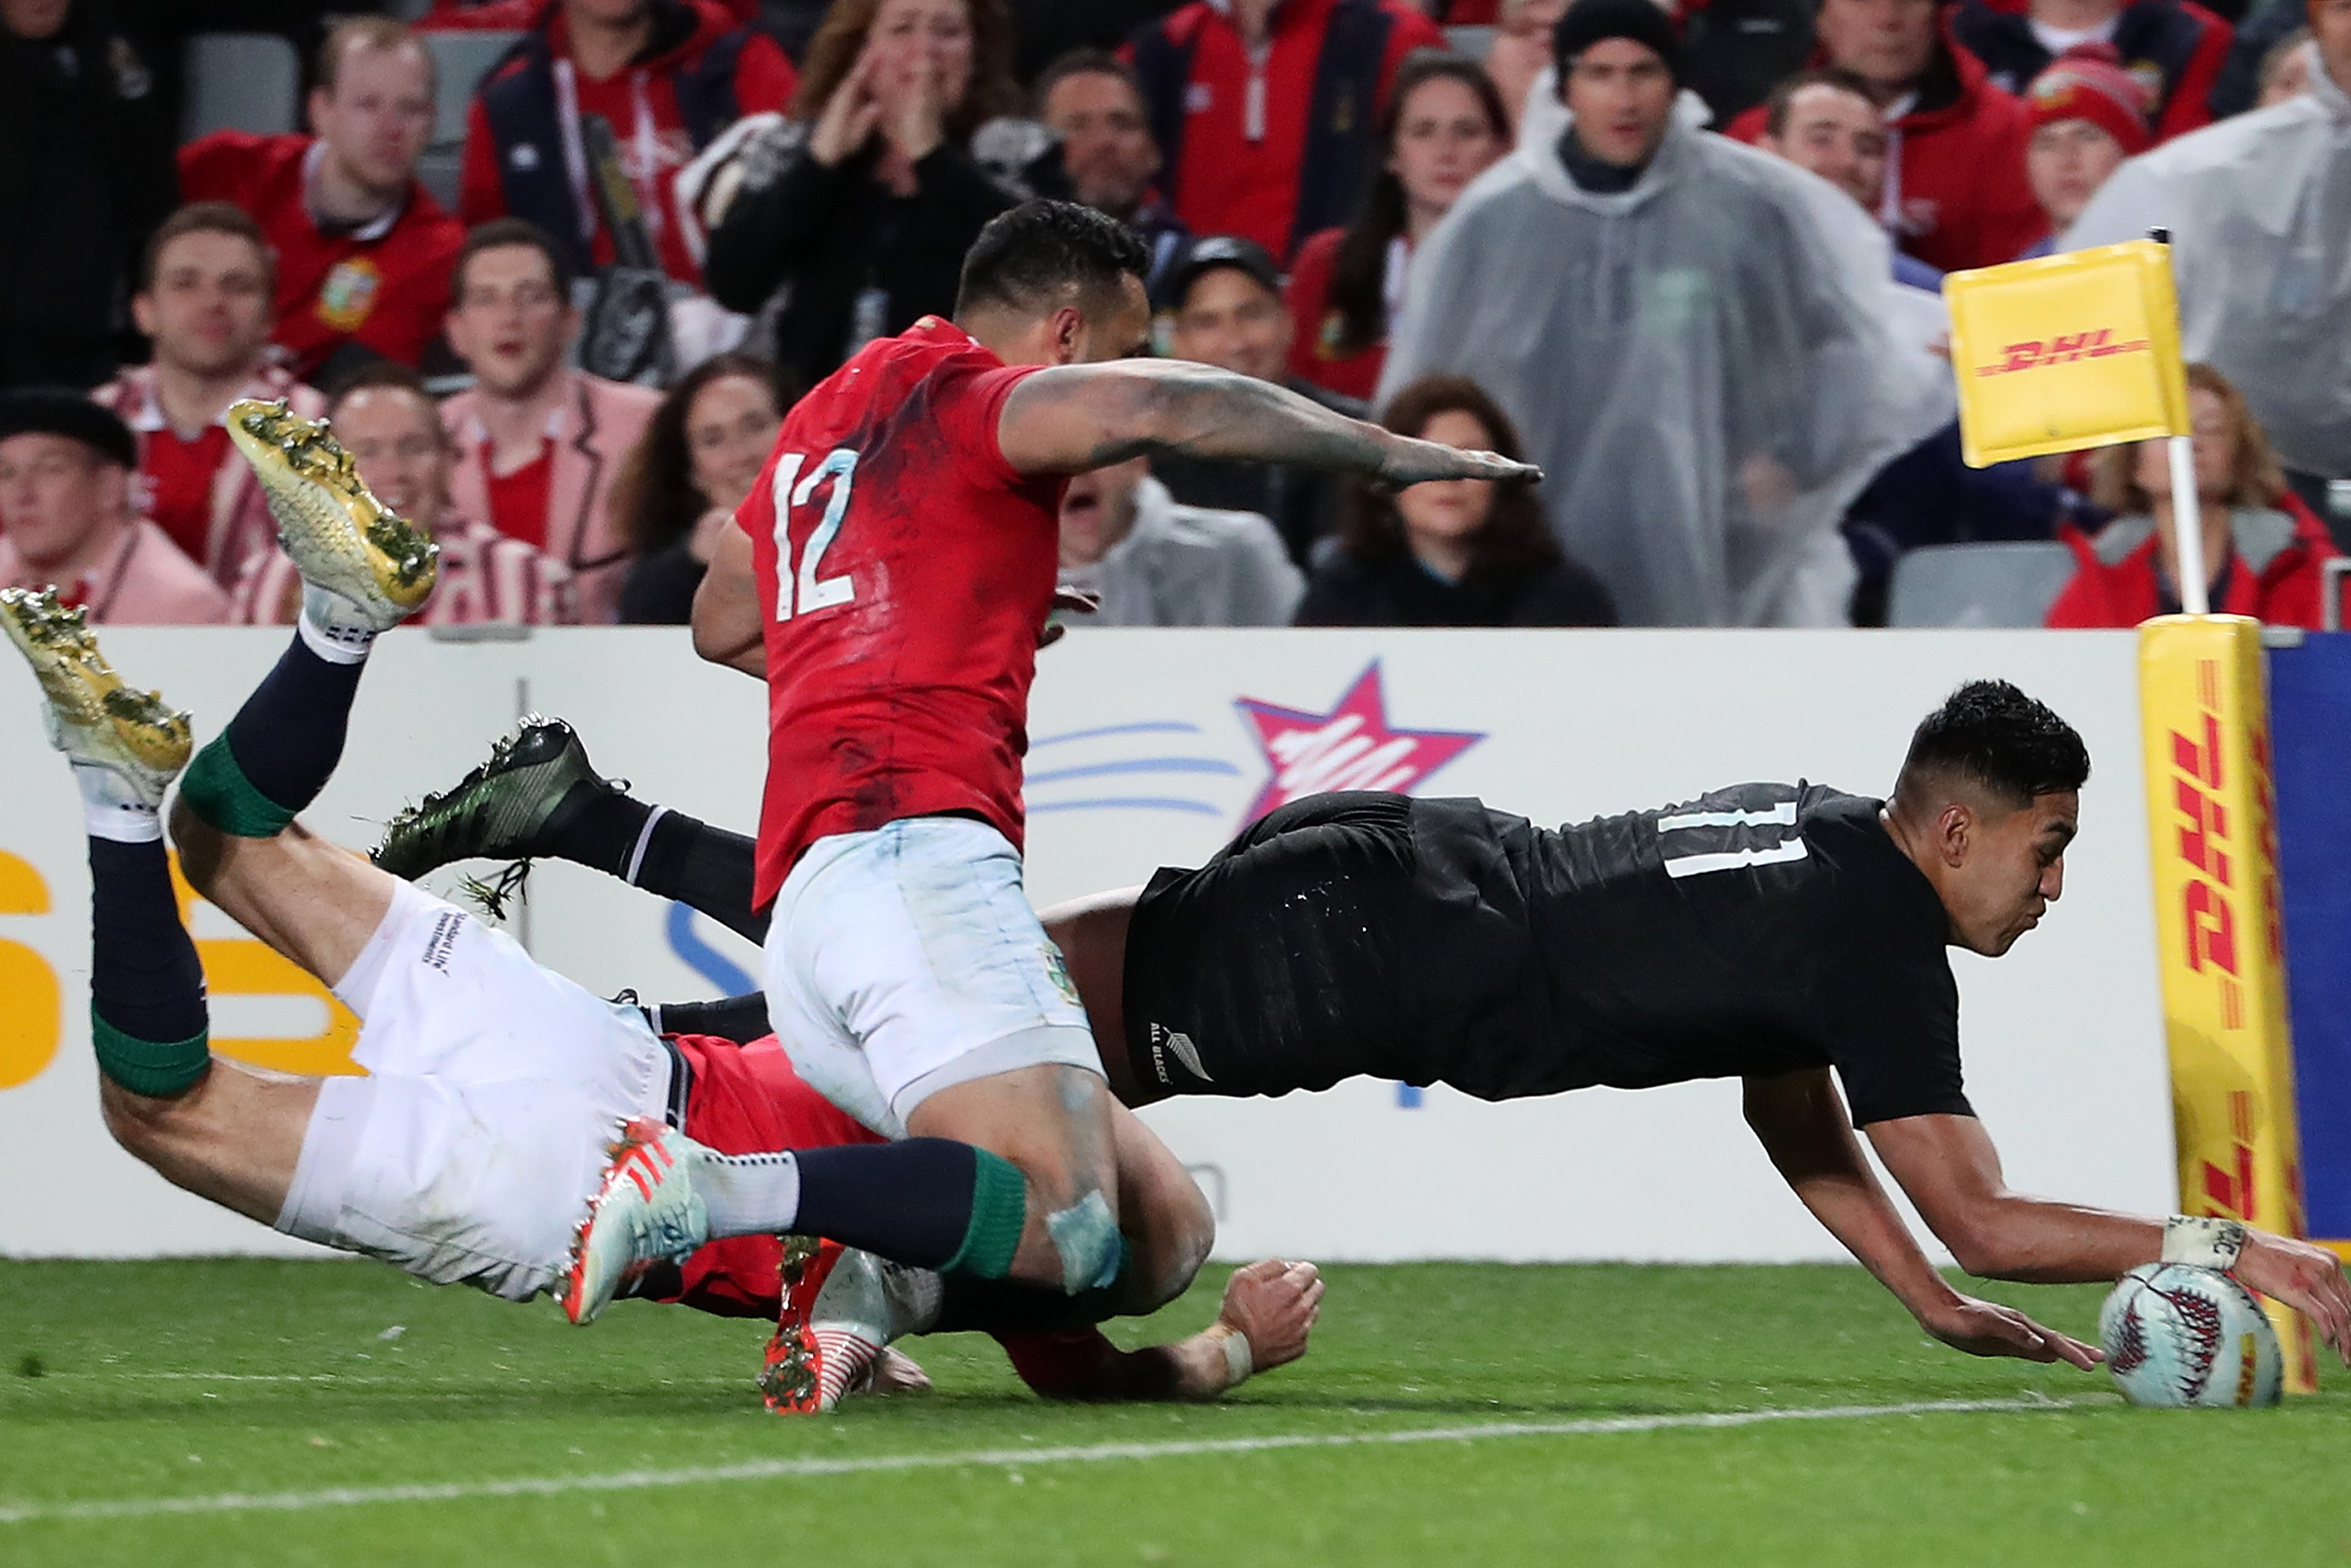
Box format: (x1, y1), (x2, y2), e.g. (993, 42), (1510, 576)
(180, 33), (302, 143)
(418, 30), (526, 212)
(1886, 541), (2077, 628)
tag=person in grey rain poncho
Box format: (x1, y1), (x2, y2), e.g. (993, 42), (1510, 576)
(1378, 0), (1951, 625)
(2065, 21), (2351, 502)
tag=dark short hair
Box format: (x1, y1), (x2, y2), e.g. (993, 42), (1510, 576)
(324, 360), (440, 429)
(1033, 46), (1145, 117)
(138, 201), (275, 295)
(453, 218), (574, 304)
(1762, 66), (1881, 140)
(1899, 680), (2090, 809)
(955, 199), (1151, 319)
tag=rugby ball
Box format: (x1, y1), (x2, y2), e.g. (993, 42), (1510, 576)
(2099, 1262), (2282, 1408)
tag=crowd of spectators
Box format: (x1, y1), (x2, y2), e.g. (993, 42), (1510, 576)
(0, 0), (2344, 634)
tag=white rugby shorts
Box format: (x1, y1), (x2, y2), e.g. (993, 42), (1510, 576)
(763, 815), (1100, 1140)
(273, 882), (670, 1302)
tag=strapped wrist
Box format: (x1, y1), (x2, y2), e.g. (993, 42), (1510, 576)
(2163, 1215), (2248, 1270)
(1204, 1324), (1252, 1391)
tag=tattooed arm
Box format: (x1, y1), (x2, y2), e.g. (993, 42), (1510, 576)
(994, 359), (1542, 487)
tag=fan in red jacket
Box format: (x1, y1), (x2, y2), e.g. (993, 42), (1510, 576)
(1951, 0), (2230, 143)
(1723, 0), (2042, 273)
(459, 0), (795, 286)
(1124, 0), (1447, 260)
(177, 19), (465, 382)
(2046, 366), (2345, 628)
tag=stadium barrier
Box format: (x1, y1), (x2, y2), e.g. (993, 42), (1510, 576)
(0, 627), (2177, 1264)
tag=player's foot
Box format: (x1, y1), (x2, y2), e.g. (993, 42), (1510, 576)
(226, 397), (437, 629)
(372, 716), (624, 888)
(759, 1240), (939, 1414)
(0, 587), (191, 806)
(563, 1117), (709, 1326)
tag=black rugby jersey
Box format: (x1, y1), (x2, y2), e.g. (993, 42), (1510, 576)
(1123, 786), (1971, 1125)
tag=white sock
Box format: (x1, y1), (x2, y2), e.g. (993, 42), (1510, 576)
(74, 763), (162, 842)
(295, 585), (382, 665)
(690, 1147), (802, 1239)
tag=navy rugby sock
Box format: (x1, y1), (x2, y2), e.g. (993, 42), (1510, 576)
(179, 634), (364, 838)
(85, 836), (209, 1097)
(692, 1140), (1027, 1278)
(561, 803), (766, 944)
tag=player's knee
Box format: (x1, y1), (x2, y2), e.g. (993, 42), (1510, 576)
(97, 1077), (179, 1166)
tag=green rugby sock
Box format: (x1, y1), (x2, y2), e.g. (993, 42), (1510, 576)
(941, 1147), (1030, 1280)
(90, 1015), (210, 1098)
(177, 737), (296, 838)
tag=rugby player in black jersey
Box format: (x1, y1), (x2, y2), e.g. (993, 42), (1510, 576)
(380, 679), (2351, 1374)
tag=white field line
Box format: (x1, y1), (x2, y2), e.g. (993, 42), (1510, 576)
(0, 1393), (2083, 1525)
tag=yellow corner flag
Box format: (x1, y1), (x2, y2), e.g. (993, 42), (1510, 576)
(1944, 240), (2193, 469)
(1947, 238), (2317, 1389)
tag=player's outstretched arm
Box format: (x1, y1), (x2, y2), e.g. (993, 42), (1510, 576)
(1866, 1109), (2351, 1365)
(1742, 1071), (2099, 1369)
(995, 359), (1543, 487)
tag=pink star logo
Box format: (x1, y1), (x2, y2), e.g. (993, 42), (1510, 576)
(1236, 661), (1483, 822)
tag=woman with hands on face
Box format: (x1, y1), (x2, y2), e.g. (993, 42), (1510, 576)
(694, 0), (1066, 400)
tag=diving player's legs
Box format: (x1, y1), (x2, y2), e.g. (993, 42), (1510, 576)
(1, 588), (320, 1226)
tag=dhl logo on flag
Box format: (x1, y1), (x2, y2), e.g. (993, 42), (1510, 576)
(1944, 240), (2192, 466)
(1973, 329), (2153, 378)
(2140, 615), (2318, 1392)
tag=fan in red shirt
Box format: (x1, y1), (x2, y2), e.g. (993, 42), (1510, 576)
(1722, 0), (2043, 273)
(1125, 0), (1448, 259)
(577, 200), (1537, 1396)
(459, 0), (797, 286)
(90, 204), (327, 590)
(177, 19), (463, 382)
(2045, 364), (2345, 628)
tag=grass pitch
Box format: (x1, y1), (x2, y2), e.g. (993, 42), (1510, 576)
(2, 1258), (2345, 1566)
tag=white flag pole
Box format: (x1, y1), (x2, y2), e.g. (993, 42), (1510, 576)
(2169, 433), (2210, 616)
(2149, 227), (2208, 616)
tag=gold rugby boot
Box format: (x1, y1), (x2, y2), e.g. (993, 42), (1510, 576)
(0, 587), (192, 807)
(226, 397), (438, 628)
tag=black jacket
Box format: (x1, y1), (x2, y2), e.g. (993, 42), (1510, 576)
(703, 119), (1062, 399)
(1294, 548), (1618, 628)
(0, 0), (176, 387)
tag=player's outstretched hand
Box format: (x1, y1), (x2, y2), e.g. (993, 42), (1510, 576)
(1219, 1258), (1323, 1374)
(2237, 1230), (2351, 1366)
(1377, 436), (1543, 490)
(1921, 1294), (2101, 1370)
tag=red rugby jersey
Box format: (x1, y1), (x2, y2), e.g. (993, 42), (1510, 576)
(736, 317), (1063, 905)
(178, 132), (465, 378)
(661, 1033), (883, 1318)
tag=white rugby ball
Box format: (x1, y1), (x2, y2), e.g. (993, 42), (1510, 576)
(2099, 1262), (2282, 1408)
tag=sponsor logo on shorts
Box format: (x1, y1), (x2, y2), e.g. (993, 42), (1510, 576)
(1147, 1022), (1211, 1085)
(421, 910), (465, 974)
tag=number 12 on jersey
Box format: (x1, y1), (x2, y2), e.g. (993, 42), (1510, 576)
(770, 447), (859, 621)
